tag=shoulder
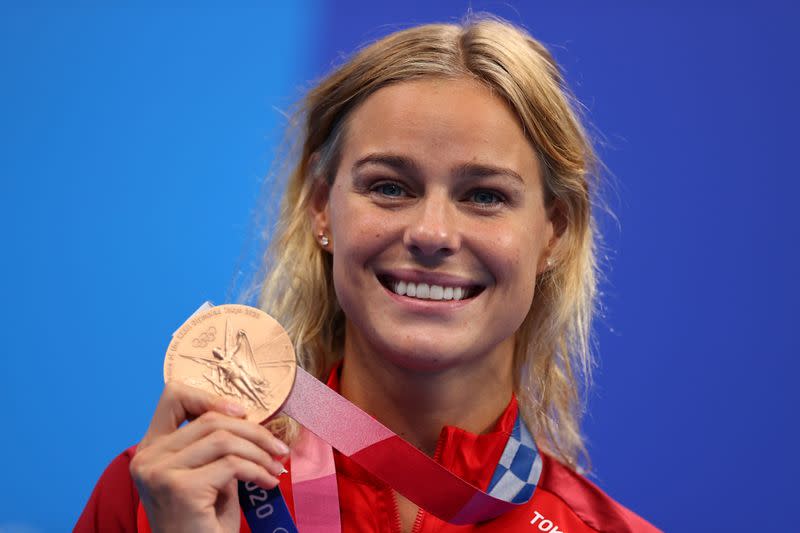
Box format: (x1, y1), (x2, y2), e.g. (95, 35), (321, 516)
(533, 452), (661, 533)
(74, 446), (140, 533)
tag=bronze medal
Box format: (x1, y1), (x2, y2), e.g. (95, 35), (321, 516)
(165, 304), (297, 423)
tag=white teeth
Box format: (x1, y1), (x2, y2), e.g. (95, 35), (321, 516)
(430, 285), (443, 300)
(416, 283), (430, 298)
(390, 280), (469, 301)
(406, 282), (416, 297)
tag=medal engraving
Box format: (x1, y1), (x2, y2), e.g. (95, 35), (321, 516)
(165, 304), (297, 423)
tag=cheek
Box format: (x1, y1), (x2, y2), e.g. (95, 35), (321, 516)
(481, 228), (540, 287)
(329, 187), (390, 247)
(486, 235), (541, 340)
(328, 200), (390, 304)
(332, 217), (389, 265)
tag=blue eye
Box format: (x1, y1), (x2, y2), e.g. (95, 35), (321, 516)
(470, 190), (502, 205)
(375, 183), (404, 197)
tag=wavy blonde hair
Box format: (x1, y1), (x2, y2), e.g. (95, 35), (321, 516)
(256, 16), (600, 471)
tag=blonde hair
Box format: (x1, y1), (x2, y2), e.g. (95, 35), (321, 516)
(256, 16), (600, 471)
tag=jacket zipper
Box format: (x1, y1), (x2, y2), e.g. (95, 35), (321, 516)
(391, 488), (403, 533)
(393, 435), (447, 533)
(410, 508), (426, 533)
(390, 489), (426, 533)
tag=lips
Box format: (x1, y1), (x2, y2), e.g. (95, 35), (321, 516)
(377, 274), (484, 301)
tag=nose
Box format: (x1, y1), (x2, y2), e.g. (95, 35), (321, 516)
(403, 192), (461, 258)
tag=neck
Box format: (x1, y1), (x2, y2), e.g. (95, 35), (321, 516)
(339, 326), (515, 456)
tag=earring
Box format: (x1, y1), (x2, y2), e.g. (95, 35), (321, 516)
(318, 232), (329, 247)
(546, 257), (554, 268)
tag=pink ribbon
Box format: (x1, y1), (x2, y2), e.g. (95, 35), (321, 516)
(283, 367), (523, 527)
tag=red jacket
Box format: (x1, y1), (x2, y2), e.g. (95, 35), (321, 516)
(76, 370), (660, 532)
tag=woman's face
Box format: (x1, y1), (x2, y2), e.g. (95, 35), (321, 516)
(311, 77), (559, 372)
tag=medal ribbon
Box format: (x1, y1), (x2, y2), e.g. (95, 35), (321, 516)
(239, 480), (298, 533)
(281, 367), (542, 528)
(141, 366), (541, 533)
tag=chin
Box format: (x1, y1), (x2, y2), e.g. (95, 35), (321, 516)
(378, 339), (482, 374)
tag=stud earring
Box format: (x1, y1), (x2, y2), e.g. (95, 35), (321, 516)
(318, 233), (329, 247)
(546, 257), (554, 268)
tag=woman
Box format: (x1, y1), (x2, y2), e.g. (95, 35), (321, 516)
(77, 16), (659, 532)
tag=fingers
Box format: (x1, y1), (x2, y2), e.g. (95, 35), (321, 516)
(197, 455), (280, 491)
(135, 382), (289, 484)
(174, 429), (286, 477)
(145, 381), (246, 441)
(131, 381), (287, 531)
(148, 410), (290, 459)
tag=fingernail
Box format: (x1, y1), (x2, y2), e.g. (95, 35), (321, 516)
(280, 466), (288, 475)
(266, 460), (285, 476)
(275, 439), (290, 455)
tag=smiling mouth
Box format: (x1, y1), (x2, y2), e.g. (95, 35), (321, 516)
(377, 275), (484, 301)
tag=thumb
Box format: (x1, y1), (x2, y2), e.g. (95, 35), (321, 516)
(146, 381), (246, 438)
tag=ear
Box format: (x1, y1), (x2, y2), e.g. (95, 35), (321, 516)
(539, 198), (568, 273)
(307, 168), (332, 249)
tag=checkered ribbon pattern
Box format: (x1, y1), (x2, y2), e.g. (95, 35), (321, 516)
(486, 414), (543, 504)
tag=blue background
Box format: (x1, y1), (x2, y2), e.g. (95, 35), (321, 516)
(1, 3), (798, 531)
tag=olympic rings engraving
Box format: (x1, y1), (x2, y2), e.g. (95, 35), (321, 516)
(191, 326), (216, 348)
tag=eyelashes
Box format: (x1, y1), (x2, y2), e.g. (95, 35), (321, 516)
(366, 179), (510, 210)
(373, 182), (406, 198)
(468, 189), (505, 206)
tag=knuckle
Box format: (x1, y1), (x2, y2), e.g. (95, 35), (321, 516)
(223, 455), (244, 470)
(129, 456), (146, 481)
(135, 464), (172, 493)
(129, 451), (179, 495)
(209, 430), (234, 452)
(130, 448), (155, 481)
(198, 410), (223, 425)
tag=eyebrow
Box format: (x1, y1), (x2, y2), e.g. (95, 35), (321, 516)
(352, 153), (420, 175)
(454, 162), (525, 185)
(352, 152), (526, 185)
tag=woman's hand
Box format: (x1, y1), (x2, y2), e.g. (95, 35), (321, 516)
(130, 382), (289, 533)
